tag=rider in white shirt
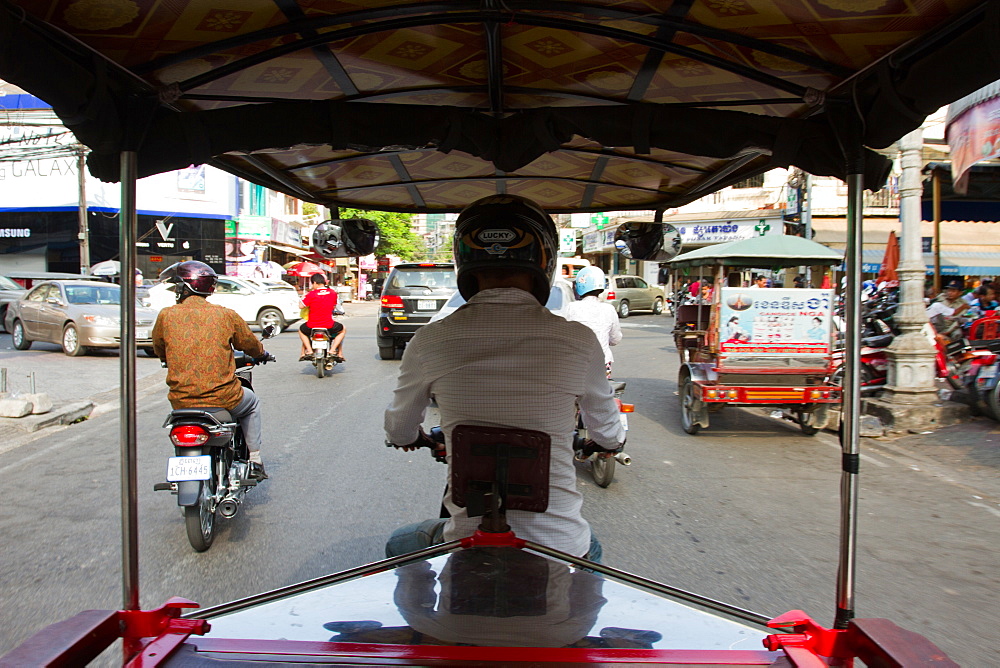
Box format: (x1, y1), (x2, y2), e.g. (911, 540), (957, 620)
(384, 195), (625, 561)
(562, 266), (622, 378)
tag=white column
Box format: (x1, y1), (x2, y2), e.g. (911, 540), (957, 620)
(882, 128), (939, 404)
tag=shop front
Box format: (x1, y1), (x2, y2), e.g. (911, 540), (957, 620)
(0, 209), (227, 279)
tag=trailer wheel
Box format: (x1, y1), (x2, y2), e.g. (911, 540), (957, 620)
(679, 373), (701, 435)
(797, 410), (820, 436)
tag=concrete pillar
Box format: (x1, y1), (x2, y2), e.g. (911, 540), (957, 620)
(880, 128), (939, 406)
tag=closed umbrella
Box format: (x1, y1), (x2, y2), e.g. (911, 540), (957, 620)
(876, 231), (899, 288)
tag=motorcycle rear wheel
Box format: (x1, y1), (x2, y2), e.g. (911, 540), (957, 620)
(986, 384), (1000, 422)
(185, 468), (217, 552)
(316, 357), (326, 378)
(591, 455), (615, 487)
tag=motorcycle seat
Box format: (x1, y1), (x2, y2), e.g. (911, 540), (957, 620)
(610, 381), (627, 394)
(170, 407), (234, 423)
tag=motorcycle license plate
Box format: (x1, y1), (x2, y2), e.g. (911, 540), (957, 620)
(136, 328), (149, 339)
(619, 413), (629, 431)
(313, 340), (329, 349)
(417, 299), (437, 310)
(166, 455), (211, 481)
(980, 364), (997, 379)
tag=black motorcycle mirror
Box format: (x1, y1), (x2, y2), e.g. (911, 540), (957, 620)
(311, 218), (380, 258)
(613, 222), (683, 262)
(261, 325), (278, 339)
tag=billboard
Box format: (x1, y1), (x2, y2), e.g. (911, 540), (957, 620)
(718, 288), (833, 356)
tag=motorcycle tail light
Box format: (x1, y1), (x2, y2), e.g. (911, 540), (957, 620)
(312, 331), (329, 341)
(606, 291), (616, 300)
(170, 424), (209, 446)
(381, 295), (404, 308)
(620, 402), (635, 413)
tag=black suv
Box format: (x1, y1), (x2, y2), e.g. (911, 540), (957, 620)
(377, 263), (456, 359)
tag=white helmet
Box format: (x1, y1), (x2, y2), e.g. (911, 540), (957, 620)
(574, 265), (606, 297)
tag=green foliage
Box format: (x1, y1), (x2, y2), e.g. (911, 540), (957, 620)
(302, 202), (320, 219)
(339, 208), (423, 260)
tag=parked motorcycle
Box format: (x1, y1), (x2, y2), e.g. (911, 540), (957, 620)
(307, 327), (339, 378)
(574, 380), (632, 487)
(154, 334), (276, 552)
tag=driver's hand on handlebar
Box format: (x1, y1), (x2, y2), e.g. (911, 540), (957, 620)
(386, 428), (434, 452)
(254, 351), (276, 364)
(387, 429), (447, 462)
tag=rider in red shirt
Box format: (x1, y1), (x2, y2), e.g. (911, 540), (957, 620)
(298, 273), (346, 362)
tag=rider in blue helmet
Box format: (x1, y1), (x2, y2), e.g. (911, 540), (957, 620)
(564, 265), (622, 378)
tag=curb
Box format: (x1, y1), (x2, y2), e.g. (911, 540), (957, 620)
(0, 400), (94, 434)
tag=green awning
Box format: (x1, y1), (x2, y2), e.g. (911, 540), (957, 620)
(669, 235), (843, 269)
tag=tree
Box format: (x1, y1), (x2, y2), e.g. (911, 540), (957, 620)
(338, 208), (422, 260)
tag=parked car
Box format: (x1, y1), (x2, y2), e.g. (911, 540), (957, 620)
(430, 277), (576, 324)
(244, 278), (298, 294)
(601, 274), (665, 317)
(377, 263), (456, 360)
(0, 275), (28, 332)
(8, 280), (159, 356)
(146, 275), (300, 331)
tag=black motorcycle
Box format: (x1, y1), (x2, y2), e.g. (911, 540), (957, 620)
(154, 332), (276, 552)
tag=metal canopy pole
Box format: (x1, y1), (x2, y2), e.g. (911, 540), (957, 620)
(835, 169), (863, 630)
(120, 151), (139, 613)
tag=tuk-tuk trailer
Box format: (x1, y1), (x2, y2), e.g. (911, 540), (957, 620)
(670, 236), (844, 435)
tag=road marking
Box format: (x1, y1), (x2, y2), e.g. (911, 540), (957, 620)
(966, 501), (1000, 518)
(0, 427), (87, 474)
(816, 433), (888, 467)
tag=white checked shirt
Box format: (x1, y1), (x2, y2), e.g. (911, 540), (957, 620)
(385, 287), (625, 557)
(562, 295), (622, 364)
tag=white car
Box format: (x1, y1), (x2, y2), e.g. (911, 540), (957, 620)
(430, 278), (576, 323)
(147, 275), (301, 331)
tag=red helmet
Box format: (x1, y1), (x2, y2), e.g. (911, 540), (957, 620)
(159, 261), (218, 296)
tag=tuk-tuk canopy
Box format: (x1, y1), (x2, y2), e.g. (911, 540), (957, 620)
(0, 1), (996, 214)
(669, 235), (843, 270)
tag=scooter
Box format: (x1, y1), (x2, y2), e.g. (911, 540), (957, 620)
(154, 336), (276, 552)
(307, 327), (339, 378)
(574, 381), (632, 488)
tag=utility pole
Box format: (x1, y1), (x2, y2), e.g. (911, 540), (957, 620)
(76, 146), (90, 273)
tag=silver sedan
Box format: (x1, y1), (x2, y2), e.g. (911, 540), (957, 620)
(8, 280), (158, 356)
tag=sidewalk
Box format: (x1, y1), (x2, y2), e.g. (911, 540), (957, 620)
(864, 417), (1000, 503)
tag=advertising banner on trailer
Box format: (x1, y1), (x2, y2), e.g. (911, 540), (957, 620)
(718, 288), (833, 356)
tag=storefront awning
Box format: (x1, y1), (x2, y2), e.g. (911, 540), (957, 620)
(266, 242), (311, 257)
(858, 250), (1000, 276)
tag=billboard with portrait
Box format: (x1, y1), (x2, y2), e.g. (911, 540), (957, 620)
(718, 288), (833, 356)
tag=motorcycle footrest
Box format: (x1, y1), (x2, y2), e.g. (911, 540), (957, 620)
(153, 482), (175, 492)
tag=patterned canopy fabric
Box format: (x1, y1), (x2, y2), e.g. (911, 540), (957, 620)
(0, 0), (997, 213)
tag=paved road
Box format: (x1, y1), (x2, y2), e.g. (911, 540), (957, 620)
(0, 302), (997, 665)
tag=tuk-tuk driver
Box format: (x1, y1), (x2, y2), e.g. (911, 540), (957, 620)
(383, 195), (625, 562)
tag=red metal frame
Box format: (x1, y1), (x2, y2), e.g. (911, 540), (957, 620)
(2, 528), (958, 667)
(692, 379), (841, 405)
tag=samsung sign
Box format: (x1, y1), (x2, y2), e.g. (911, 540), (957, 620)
(0, 228), (31, 238)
